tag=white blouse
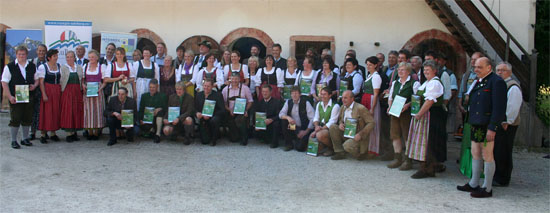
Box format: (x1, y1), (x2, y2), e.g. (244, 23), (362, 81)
(223, 64), (250, 81)
(36, 63), (60, 78)
(365, 71), (382, 90)
(417, 77), (444, 102)
(388, 76), (421, 101)
(132, 60), (160, 81)
(105, 62), (136, 78)
(254, 67), (284, 88)
(175, 62), (199, 84)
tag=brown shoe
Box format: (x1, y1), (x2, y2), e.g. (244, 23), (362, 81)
(387, 153), (403, 168)
(380, 152), (394, 161)
(323, 149), (334, 157)
(331, 152), (346, 160)
(411, 169), (435, 179)
(399, 156), (413, 171)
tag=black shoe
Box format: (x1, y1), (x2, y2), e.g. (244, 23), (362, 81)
(127, 136), (134, 142)
(411, 170), (435, 179)
(44, 133), (50, 139)
(153, 135), (160, 143)
(435, 164), (446, 173)
(270, 143), (278, 148)
(240, 140), (248, 146)
(283, 146), (293, 151)
(492, 180), (509, 187)
(183, 137), (191, 145)
(331, 152), (347, 160)
(457, 183), (480, 192)
(73, 134), (80, 141)
(21, 139), (33, 146)
(50, 135), (60, 142)
(470, 188), (492, 198)
(107, 140), (117, 146)
(66, 135), (74, 143)
(209, 140), (216, 146)
(40, 137), (48, 144)
(29, 134), (36, 140)
(11, 141), (20, 149)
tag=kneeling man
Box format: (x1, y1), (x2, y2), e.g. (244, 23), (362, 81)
(279, 86), (314, 152)
(311, 87), (340, 156)
(138, 79), (167, 143)
(105, 87), (137, 146)
(163, 81), (195, 144)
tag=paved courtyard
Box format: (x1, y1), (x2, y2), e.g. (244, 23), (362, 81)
(0, 113), (548, 212)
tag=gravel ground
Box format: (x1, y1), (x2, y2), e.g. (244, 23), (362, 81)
(0, 113), (548, 212)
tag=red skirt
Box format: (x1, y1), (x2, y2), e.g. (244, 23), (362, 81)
(257, 83), (281, 100)
(361, 93), (373, 110)
(39, 83), (62, 131)
(60, 84), (84, 130)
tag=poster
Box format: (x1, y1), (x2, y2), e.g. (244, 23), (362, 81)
(44, 20), (92, 64)
(100, 32), (137, 61)
(5, 29), (43, 63)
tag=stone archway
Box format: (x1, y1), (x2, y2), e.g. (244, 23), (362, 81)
(219, 28), (274, 56)
(179, 35), (220, 56)
(130, 28), (165, 46)
(402, 29), (467, 77)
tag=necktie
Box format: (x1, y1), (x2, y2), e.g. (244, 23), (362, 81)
(78, 59), (82, 65)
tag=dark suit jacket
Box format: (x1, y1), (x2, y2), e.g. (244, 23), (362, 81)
(166, 93), (195, 121)
(468, 72), (507, 131)
(105, 96), (138, 121)
(195, 90), (225, 119)
(274, 57), (287, 71)
(254, 97), (281, 122)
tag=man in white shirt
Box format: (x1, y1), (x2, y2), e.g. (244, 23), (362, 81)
(493, 62), (522, 187)
(100, 43), (116, 65)
(311, 87), (340, 156)
(194, 41), (215, 70)
(279, 86), (314, 152)
(75, 45), (88, 66)
(152, 42), (166, 66)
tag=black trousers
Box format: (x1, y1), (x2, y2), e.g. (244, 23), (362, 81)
(494, 125), (518, 185)
(198, 116), (221, 144)
(227, 114), (248, 143)
(107, 116), (134, 141)
(256, 119), (280, 146)
(379, 105), (392, 155)
(281, 119), (311, 152)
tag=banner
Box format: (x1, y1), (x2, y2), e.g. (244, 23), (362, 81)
(100, 32), (137, 61)
(5, 29), (43, 64)
(44, 20), (92, 64)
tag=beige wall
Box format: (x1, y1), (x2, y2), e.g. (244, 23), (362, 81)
(1, 0), (453, 66)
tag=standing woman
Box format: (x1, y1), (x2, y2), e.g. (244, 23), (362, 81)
(160, 55), (176, 97)
(247, 56), (260, 98)
(295, 56), (318, 105)
(37, 49), (62, 143)
(105, 47), (135, 100)
(220, 50), (231, 69)
(132, 49), (142, 63)
(255, 55), (283, 100)
(175, 50), (198, 97)
(360, 56), (382, 156)
(223, 50), (250, 86)
(133, 47), (160, 108)
(283, 56), (300, 86)
(386, 62), (420, 169)
(313, 56), (339, 102)
(60, 51), (84, 142)
(406, 60), (445, 179)
(195, 53), (224, 92)
(82, 50), (107, 140)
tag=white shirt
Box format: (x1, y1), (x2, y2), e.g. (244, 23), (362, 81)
(36, 63), (60, 79)
(132, 60), (160, 81)
(1, 59), (39, 82)
(440, 72), (452, 100)
(105, 62), (136, 79)
(84, 63), (107, 79)
(254, 67), (284, 88)
(75, 56), (87, 66)
(388, 76), (421, 101)
(313, 99), (340, 128)
(195, 66), (224, 91)
(417, 77), (444, 103)
(279, 99), (315, 129)
(64, 64), (78, 73)
(284, 68), (300, 83)
(151, 54), (165, 66)
(365, 71), (382, 90)
(175, 62), (199, 84)
(223, 64), (250, 81)
(504, 77), (523, 125)
(343, 70), (364, 96)
(295, 70), (318, 95)
(332, 67), (340, 75)
(344, 102), (355, 121)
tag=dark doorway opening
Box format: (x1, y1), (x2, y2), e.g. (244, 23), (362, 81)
(411, 39), (457, 74)
(137, 38), (157, 56)
(230, 37), (266, 62)
(295, 41), (331, 61)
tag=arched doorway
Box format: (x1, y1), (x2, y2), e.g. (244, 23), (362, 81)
(219, 28), (274, 58)
(137, 38), (157, 55)
(179, 35), (220, 56)
(411, 39), (458, 73)
(130, 28), (165, 56)
(229, 37), (266, 62)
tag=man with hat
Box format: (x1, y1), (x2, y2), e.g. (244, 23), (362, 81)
(194, 40), (217, 70)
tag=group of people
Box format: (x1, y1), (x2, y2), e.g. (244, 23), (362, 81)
(2, 41), (522, 199)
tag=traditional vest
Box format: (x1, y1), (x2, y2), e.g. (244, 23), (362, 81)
(43, 63), (61, 84)
(111, 62), (130, 78)
(7, 61), (36, 96)
(229, 64), (245, 83)
(261, 67), (278, 85)
(203, 67), (218, 82)
(315, 71), (337, 93)
(137, 60), (156, 78)
(417, 77), (444, 107)
(180, 62), (195, 82)
(505, 78), (521, 126)
(287, 99), (309, 130)
(317, 101), (334, 126)
(391, 79), (414, 102)
(284, 69), (300, 85)
(363, 74), (375, 95)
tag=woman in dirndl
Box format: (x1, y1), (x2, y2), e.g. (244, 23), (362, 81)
(105, 47), (135, 100)
(160, 55), (176, 97)
(132, 47), (160, 109)
(360, 56), (382, 156)
(254, 55), (283, 100)
(60, 51), (84, 142)
(294, 56), (317, 105)
(406, 59), (445, 179)
(37, 49), (62, 144)
(82, 50), (107, 140)
(175, 50), (198, 97)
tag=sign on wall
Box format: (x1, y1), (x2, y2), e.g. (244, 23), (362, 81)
(44, 20), (92, 63)
(5, 29), (43, 64)
(100, 32), (137, 61)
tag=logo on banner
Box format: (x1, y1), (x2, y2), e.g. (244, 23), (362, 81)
(48, 30), (90, 49)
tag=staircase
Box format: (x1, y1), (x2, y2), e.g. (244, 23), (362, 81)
(425, 0), (535, 102)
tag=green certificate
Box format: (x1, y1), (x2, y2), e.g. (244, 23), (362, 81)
(343, 118), (357, 139)
(283, 85), (292, 100)
(233, 98), (247, 115)
(316, 83), (326, 96)
(389, 95), (407, 118)
(143, 107), (154, 124)
(86, 82), (99, 97)
(306, 137), (319, 156)
(300, 79), (312, 95)
(255, 112), (266, 130)
(202, 100), (216, 117)
(15, 85), (29, 103)
(410, 95), (421, 116)
(168, 107), (180, 122)
(121, 110), (134, 127)
(339, 80), (348, 98)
